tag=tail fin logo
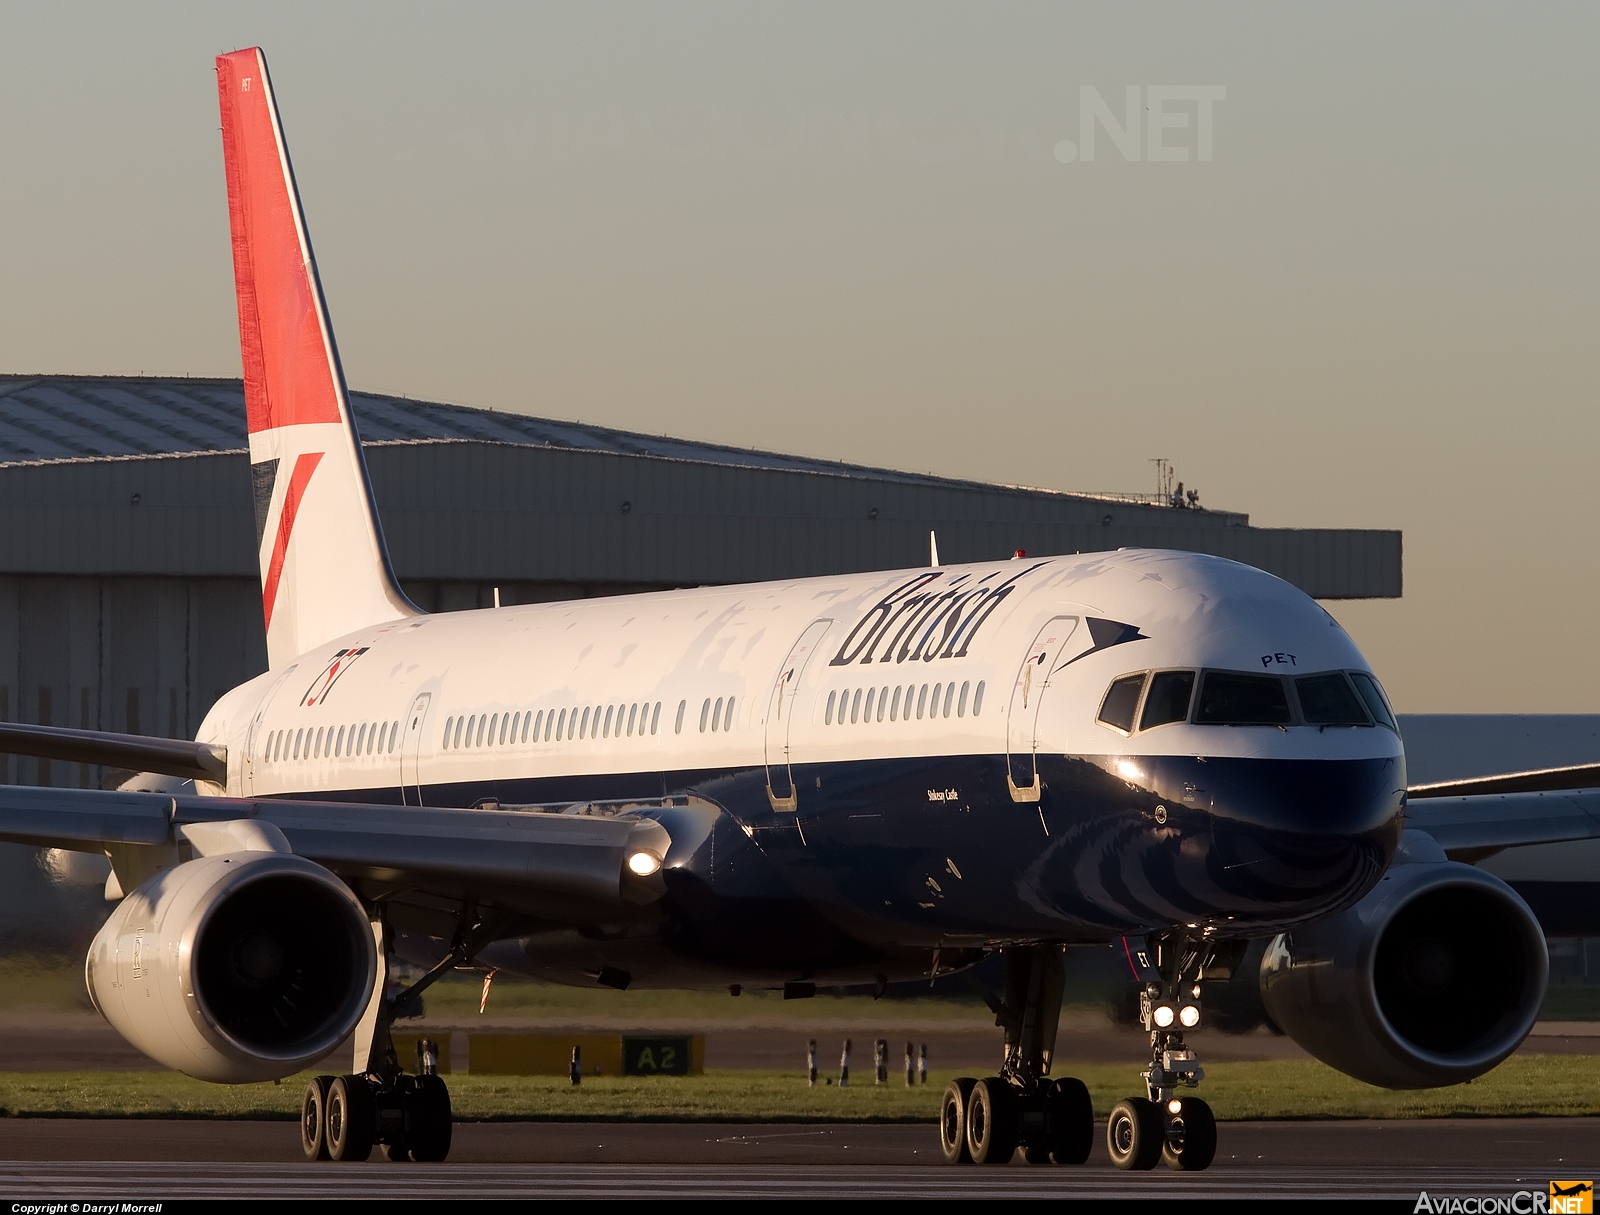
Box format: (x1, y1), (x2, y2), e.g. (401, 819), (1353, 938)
(301, 646), (371, 707)
(261, 450), (325, 632)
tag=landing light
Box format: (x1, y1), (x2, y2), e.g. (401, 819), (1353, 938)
(1179, 1004), (1201, 1028)
(626, 851), (662, 877)
(1152, 1003), (1176, 1028)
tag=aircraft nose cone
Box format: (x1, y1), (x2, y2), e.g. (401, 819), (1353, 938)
(1029, 754), (1405, 934)
(1191, 755), (1404, 926)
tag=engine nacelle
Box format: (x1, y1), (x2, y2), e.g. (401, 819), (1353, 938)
(1260, 832), (1547, 1088)
(87, 852), (376, 1083)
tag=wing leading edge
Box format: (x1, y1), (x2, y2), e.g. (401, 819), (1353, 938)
(0, 784), (678, 926)
(0, 721), (226, 784)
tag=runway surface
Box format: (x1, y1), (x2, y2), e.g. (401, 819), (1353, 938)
(1, 1119), (1595, 1200)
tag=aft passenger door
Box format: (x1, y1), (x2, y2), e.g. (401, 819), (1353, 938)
(401, 691), (431, 806)
(241, 664), (297, 796)
(1005, 617), (1079, 802)
(763, 619), (833, 811)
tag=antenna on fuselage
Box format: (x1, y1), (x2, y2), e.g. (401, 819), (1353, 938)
(930, 532), (940, 567)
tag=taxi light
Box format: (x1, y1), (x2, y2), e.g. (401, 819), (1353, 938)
(1152, 1003), (1176, 1028)
(1179, 1004), (1201, 1028)
(1167, 1099), (1183, 1115)
(626, 851), (662, 877)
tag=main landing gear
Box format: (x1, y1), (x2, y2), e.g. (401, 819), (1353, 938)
(301, 906), (499, 1164)
(300, 1065), (452, 1163)
(1104, 934), (1234, 1172)
(940, 945), (1096, 1166)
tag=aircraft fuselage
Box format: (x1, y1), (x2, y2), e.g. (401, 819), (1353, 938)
(199, 546), (1405, 986)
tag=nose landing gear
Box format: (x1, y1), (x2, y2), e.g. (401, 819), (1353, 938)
(1107, 933), (1232, 1171)
(938, 944), (1096, 1166)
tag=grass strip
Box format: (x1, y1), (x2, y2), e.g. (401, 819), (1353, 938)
(5, 1056), (1600, 1122)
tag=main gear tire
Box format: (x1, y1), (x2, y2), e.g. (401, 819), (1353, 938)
(940, 1078), (977, 1164)
(966, 1077), (1019, 1165)
(1046, 1077), (1095, 1165)
(327, 1075), (376, 1162)
(409, 1073), (454, 1162)
(300, 1075), (334, 1162)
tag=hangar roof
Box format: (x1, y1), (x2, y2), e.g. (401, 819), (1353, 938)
(0, 374), (1057, 495)
(0, 374), (1402, 598)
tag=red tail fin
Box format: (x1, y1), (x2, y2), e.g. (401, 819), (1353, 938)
(217, 48), (415, 667)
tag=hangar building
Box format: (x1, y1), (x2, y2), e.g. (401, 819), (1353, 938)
(0, 373), (1401, 791)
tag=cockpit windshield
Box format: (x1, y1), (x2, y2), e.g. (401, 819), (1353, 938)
(1139, 671), (1195, 730)
(1194, 672), (1292, 725)
(1296, 673), (1370, 726)
(1096, 673), (1146, 733)
(1095, 667), (1400, 733)
(1349, 671), (1398, 731)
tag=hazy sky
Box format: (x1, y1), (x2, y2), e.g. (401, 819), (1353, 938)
(3, 2), (1598, 711)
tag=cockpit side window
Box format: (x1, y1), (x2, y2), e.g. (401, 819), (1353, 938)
(1195, 671), (1292, 725)
(1097, 673), (1147, 734)
(1296, 673), (1370, 726)
(1139, 671), (1196, 730)
(1349, 671), (1399, 732)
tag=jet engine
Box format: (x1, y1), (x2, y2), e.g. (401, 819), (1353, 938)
(86, 851), (376, 1083)
(1259, 831), (1547, 1088)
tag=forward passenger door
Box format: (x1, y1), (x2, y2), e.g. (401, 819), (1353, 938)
(763, 619), (833, 811)
(1005, 617), (1079, 802)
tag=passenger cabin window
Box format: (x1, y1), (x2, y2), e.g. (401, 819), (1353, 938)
(1139, 671), (1195, 731)
(1349, 671), (1399, 732)
(1195, 672), (1292, 725)
(1296, 673), (1370, 726)
(1097, 674), (1146, 733)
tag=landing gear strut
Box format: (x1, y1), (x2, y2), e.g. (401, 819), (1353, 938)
(939, 945), (1095, 1166)
(1105, 934), (1230, 1172)
(300, 906), (497, 1163)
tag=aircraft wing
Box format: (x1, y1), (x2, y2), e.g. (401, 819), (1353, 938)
(0, 784), (679, 926)
(0, 721), (226, 783)
(1408, 763), (1600, 799)
(1404, 788), (1600, 859)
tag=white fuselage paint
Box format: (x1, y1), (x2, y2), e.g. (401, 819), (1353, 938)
(197, 548), (1401, 802)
